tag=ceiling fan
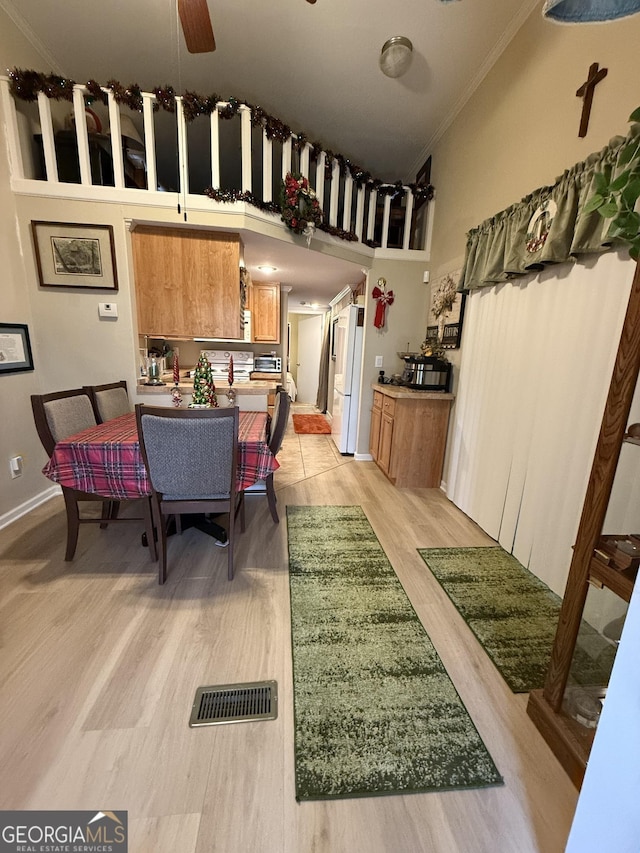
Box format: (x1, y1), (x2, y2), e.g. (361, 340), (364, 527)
(178, 0), (317, 55)
(178, 0), (215, 53)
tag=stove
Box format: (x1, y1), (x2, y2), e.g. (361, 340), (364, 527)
(201, 350), (254, 383)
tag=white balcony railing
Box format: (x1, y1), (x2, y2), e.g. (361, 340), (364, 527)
(1, 72), (433, 253)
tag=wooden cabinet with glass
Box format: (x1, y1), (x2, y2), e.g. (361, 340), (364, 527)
(132, 226), (245, 339)
(249, 281), (280, 343)
(527, 263), (640, 788)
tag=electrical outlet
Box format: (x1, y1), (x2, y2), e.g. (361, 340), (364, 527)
(375, 355), (383, 368)
(9, 456), (23, 478)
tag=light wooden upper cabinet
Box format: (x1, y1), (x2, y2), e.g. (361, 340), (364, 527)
(249, 281), (280, 343)
(132, 226), (244, 339)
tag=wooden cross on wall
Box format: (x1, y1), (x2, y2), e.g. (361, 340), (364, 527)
(576, 62), (608, 138)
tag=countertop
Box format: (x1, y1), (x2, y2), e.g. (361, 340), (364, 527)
(138, 375), (278, 395)
(371, 382), (455, 401)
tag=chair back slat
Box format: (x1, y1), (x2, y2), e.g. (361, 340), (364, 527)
(142, 413), (236, 498)
(136, 405), (239, 500)
(269, 389), (291, 456)
(31, 388), (97, 456)
(85, 380), (130, 423)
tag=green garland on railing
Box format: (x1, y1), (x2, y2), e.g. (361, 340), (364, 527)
(204, 187), (359, 242)
(204, 187), (281, 214)
(9, 67), (435, 205)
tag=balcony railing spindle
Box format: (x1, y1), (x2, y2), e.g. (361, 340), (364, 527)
(209, 106), (220, 189)
(367, 188), (377, 241)
(381, 194), (391, 249)
(281, 137), (292, 181)
(315, 151), (326, 209)
(240, 105), (252, 193)
(37, 91), (58, 182)
(176, 97), (189, 199)
(262, 127), (273, 202)
(105, 89), (125, 189)
(402, 190), (414, 250)
(142, 93), (157, 192)
(329, 159), (340, 227)
(0, 77), (24, 179)
(342, 174), (353, 232)
(72, 85), (91, 185)
(300, 141), (310, 179)
(355, 184), (365, 241)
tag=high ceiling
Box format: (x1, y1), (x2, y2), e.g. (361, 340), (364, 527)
(3, 0), (538, 308)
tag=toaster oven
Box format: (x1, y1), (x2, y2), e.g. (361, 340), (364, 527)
(254, 355), (282, 373)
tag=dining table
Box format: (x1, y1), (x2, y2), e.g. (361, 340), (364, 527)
(42, 409), (279, 499)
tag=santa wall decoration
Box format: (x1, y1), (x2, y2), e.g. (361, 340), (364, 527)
(372, 277), (394, 329)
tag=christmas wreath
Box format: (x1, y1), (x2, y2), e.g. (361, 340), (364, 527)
(281, 172), (323, 235)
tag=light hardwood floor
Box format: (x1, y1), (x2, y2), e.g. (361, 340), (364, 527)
(0, 403), (578, 852)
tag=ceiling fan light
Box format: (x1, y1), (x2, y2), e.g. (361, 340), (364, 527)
(379, 36), (413, 78)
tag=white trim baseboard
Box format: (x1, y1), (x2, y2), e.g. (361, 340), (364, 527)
(354, 452), (373, 462)
(0, 485), (61, 531)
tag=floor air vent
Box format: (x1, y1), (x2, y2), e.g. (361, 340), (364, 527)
(189, 680), (278, 727)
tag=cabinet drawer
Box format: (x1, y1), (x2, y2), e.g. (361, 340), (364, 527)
(381, 396), (396, 417)
(373, 390), (384, 411)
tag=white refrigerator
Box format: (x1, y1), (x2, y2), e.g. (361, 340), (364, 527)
(331, 304), (364, 454)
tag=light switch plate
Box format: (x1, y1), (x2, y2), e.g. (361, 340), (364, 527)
(375, 355), (383, 367)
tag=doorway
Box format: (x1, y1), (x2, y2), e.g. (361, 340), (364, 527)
(292, 313), (324, 404)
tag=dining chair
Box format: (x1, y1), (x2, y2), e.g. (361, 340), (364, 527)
(85, 379), (131, 423)
(135, 404), (245, 584)
(31, 388), (156, 562)
(265, 388), (291, 523)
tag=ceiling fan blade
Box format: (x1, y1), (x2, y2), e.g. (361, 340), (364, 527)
(178, 0), (216, 53)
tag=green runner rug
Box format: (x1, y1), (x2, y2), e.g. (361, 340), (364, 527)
(417, 546), (616, 693)
(287, 506), (503, 801)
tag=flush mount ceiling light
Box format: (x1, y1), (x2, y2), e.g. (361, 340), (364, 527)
(257, 265), (277, 273)
(543, 0), (640, 21)
(379, 36), (413, 78)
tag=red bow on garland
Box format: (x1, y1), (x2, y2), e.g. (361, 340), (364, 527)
(372, 278), (394, 329)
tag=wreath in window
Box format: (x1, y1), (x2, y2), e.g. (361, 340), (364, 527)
(281, 172), (323, 235)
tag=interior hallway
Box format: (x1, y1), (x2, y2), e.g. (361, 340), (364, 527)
(0, 403), (578, 852)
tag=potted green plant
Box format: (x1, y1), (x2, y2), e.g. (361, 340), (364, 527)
(583, 108), (640, 259)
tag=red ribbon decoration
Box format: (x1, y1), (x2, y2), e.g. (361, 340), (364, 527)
(172, 350), (180, 385)
(228, 354), (234, 386)
(372, 278), (394, 329)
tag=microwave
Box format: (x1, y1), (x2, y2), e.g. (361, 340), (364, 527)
(254, 355), (282, 373)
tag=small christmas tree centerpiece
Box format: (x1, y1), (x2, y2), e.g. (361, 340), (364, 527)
(189, 353), (218, 408)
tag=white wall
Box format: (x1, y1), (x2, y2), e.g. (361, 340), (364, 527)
(0, 9), (60, 522)
(356, 259), (430, 457)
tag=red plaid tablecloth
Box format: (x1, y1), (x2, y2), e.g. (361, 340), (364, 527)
(42, 410), (279, 498)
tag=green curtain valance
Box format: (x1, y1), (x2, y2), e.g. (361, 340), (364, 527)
(459, 129), (638, 292)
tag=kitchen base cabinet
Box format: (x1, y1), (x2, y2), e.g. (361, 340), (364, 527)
(369, 396), (382, 459)
(370, 384), (454, 488)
